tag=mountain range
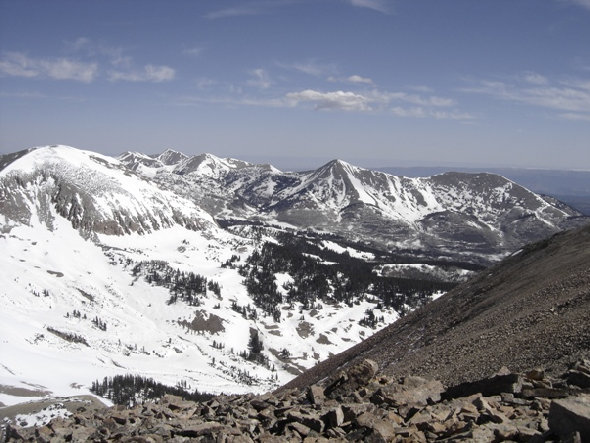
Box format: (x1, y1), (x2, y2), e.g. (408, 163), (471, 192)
(117, 147), (585, 265)
(0, 144), (588, 413)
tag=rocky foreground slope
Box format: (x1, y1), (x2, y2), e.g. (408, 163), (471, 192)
(4, 358), (590, 441)
(284, 222), (590, 391)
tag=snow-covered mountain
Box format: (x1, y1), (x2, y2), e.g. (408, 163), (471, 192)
(122, 151), (586, 264)
(0, 146), (406, 412)
(0, 144), (587, 419)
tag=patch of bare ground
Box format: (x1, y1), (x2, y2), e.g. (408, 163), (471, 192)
(0, 385), (51, 398)
(296, 321), (314, 338)
(178, 310), (224, 334)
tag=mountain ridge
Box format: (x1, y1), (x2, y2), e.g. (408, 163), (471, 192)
(117, 146), (586, 264)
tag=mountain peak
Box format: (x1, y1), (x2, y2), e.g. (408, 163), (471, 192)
(324, 158), (353, 168)
(2, 145), (120, 177)
(313, 158), (359, 181)
(157, 148), (189, 166)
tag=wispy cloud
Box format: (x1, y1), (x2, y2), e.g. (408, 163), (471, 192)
(391, 106), (426, 118)
(174, 94), (285, 108)
(286, 89), (371, 111)
(0, 90), (46, 99)
(182, 46), (203, 57)
(385, 91), (456, 107)
(461, 74), (590, 119)
(64, 37), (92, 53)
(205, 6), (263, 19)
(247, 68), (272, 89)
(283, 88), (468, 117)
(205, 1), (295, 19)
(328, 74), (375, 85)
(562, 0), (590, 10)
(522, 72), (548, 85)
(559, 112), (590, 121)
(408, 85), (433, 92)
(109, 65), (175, 83)
(279, 60), (338, 77)
(391, 106), (475, 120)
(348, 0), (391, 14)
(0, 52), (97, 83)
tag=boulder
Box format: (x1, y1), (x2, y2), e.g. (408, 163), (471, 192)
(443, 373), (523, 399)
(322, 407), (344, 429)
(565, 369), (590, 389)
(548, 395), (590, 441)
(307, 385), (325, 406)
(324, 359), (378, 399)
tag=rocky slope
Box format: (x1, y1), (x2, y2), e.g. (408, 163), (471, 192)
(283, 222), (590, 392)
(4, 358), (589, 441)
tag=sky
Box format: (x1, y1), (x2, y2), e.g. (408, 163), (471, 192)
(0, 0), (589, 171)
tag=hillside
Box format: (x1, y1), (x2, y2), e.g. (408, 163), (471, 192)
(283, 222), (590, 391)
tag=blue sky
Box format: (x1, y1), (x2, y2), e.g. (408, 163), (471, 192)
(1, 0), (589, 170)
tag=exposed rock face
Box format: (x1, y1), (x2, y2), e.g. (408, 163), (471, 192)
(4, 358), (590, 442)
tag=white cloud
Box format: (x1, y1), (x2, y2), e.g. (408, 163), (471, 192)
(279, 60), (338, 77)
(286, 89), (371, 111)
(0, 52), (97, 83)
(523, 72), (548, 85)
(386, 91), (455, 107)
(462, 77), (590, 114)
(329, 74), (375, 85)
(109, 64), (175, 83)
(348, 0), (391, 14)
(0, 52), (38, 78)
(205, 1), (299, 19)
(247, 68), (272, 89)
(40, 58), (97, 83)
(347, 75), (373, 84)
(392, 106), (426, 118)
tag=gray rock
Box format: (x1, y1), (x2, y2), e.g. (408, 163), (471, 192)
(322, 407), (344, 429)
(443, 373), (523, 399)
(526, 368), (545, 381)
(286, 410), (324, 433)
(324, 359), (378, 398)
(548, 395), (590, 441)
(565, 369), (590, 389)
(175, 421), (227, 437)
